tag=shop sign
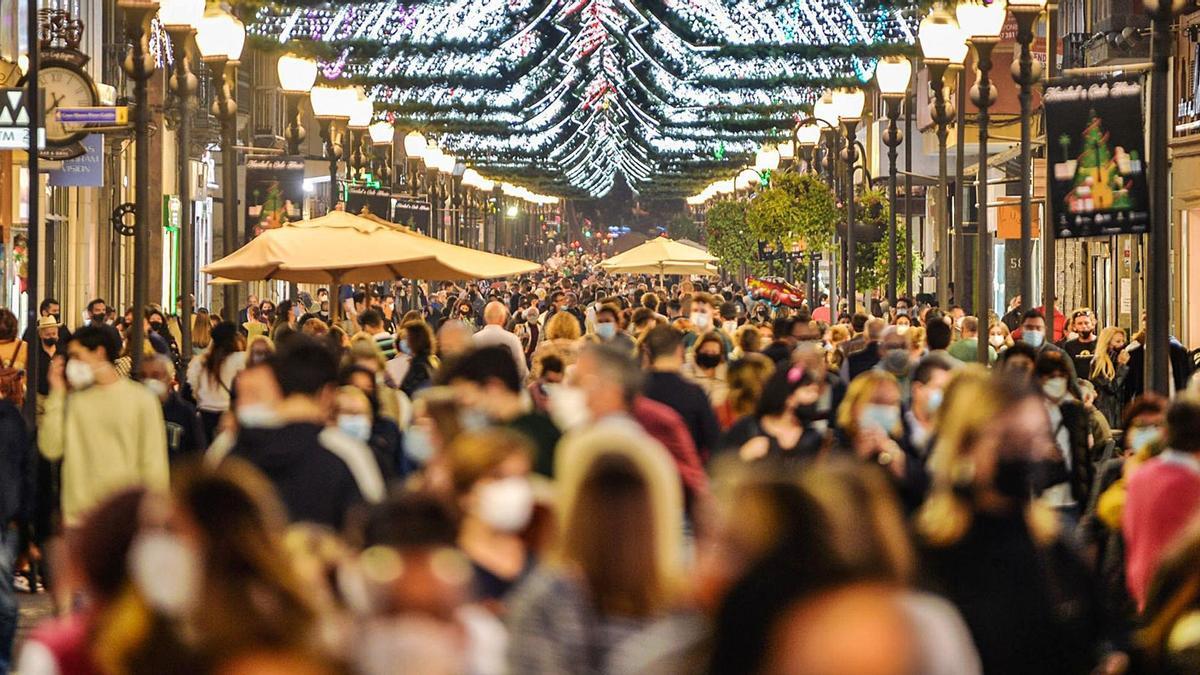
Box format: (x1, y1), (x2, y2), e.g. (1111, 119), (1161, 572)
(391, 196), (432, 233)
(245, 156), (304, 237)
(344, 183), (392, 221)
(0, 88), (43, 150)
(48, 134), (103, 187)
(1044, 76), (1150, 238)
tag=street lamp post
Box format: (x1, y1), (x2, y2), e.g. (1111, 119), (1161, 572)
(160, 0), (204, 367)
(369, 121), (395, 189)
(813, 91), (840, 315)
(1145, 0), (1186, 394)
(347, 90), (374, 183)
(919, 7), (968, 309)
(1010, 0), (1048, 314)
(834, 87), (865, 314)
(310, 85), (353, 213)
(195, 6), (246, 322)
(277, 54), (318, 156)
(958, 0), (1006, 365)
(877, 56), (912, 306)
(120, 0), (160, 380)
(403, 131), (427, 198)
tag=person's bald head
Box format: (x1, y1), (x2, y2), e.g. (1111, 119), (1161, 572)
(483, 301), (509, 326)
(864, 317), (887, 342)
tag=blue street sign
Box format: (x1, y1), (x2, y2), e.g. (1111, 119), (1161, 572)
(54, 107), (128, 125)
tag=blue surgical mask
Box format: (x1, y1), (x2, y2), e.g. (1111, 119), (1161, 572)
(1022, 330), (1045, 348)
(403, 425), (437, 465)
(596, 322), (617, 340)
(337, 414), (372, 442)
(859, 404), (900, 435)
(1127, 425), (1162, 452)
(926, 388), (944, 414)
(398, 339), (412, 356)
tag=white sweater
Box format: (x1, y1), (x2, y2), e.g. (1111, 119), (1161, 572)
(186, 350), (248, 413)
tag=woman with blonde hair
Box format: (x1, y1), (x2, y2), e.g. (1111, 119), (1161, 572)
(826, 323), (851, 371)
(714, 353), (775, 430)
(916, 367), (1098, 675)
(1090, 325), (1130, 428)
(508, 425), (682, 673)
(192, 308), (212, 354)
(530, 310), (583, 380)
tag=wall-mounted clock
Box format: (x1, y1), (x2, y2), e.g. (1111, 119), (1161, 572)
(39, 59), (99, 148)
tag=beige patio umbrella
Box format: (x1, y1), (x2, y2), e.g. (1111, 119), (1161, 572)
(356, 211), (541, 279)
(600, 236), (718, 283)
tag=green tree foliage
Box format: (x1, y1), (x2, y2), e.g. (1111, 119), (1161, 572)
(706, 200), (762, 276)
(848, 186), (921, 293)
(744, 171), (839, 253)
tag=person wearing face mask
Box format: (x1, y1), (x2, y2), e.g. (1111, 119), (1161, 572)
(684, 332), (730, 407)
(682, 292), (733, 356)
(905, 356), (954, 458)
(21, 298), (70, 346)
(445, 429), (538, 605)
(334, 382), (400, 481)
(720, 363), (825, 465)
(141, 354), (206, 461)
(1017, 310), (1076, 380)
(917, 369), (1099, 675)
(835, 370), (926, 512)
(1035, 351), (1091, 516)
(28, 315), (64, 419)
(987, 321), (1012, 355)
(589, 304), (636, 354)
(1087, 326), (1129, 429)
(38, 325), (169, 528)
(842, 317), (888, 383)
(1061, 309), (1099, 378)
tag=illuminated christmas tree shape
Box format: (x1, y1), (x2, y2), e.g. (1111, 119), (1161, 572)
(1065, 112), (1134, 213)
(248, 0), (917, 197)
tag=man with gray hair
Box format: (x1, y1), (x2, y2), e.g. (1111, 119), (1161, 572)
(140, 353), (206, 460)
(842, 317), (888, 382)
(568, 343), (707, 511)
(472, 301), (529, 381)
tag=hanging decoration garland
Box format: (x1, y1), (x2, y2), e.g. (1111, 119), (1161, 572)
(247, 0), (921, 197)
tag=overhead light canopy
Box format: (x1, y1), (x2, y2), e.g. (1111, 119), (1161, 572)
(277, 54), (318, 94)
(195, 7), (245, 62)
(875, 56), (913, 98)
(831, 87), (866, 122)
(956, 0), (1008, 41)
(309, 85), (351, 120)
(919, 7), (968, 64)
(158, 0), (205, 29)
(368, 121), (394, 145)
(403, 131), (427, 157)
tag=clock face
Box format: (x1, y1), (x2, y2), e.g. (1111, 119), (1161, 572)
(39, 64), (98, 147)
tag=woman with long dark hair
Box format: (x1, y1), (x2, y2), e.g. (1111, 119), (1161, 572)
(186, 322), (246, 441)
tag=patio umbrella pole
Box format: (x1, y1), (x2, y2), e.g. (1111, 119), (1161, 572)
(330, 271), (344, 327)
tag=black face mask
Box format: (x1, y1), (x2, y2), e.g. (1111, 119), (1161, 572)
(794, 402), (819, 423)
(91, 314), (106, 325)
(42, 337), (57, 347)
(150, 322), (165, 333)
(993, 458), (1034, 500)
(695, 353), (722, 369)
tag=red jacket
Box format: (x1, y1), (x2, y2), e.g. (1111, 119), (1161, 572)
(632, 396), (709, 508)
(1122, 452), (1200, 609)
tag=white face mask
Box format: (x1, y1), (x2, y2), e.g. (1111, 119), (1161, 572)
(144, 379), (169, 399)
(403, 425), (437, 465)
(237, 403), (281, 429)
(129, 531), (202, 618)
(547, 384), (591, 430)
(476, 476), (535, 533)
(65, 359), (96, 390)
(989, 334), (1006, 348)
(691, 312), (712, 331)
(722, 320), (738, 335)
(1042, 376), (1068, 401)
(338, 414), (373, 442)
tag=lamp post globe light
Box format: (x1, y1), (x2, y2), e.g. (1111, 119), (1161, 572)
(957, 0), (1005, 365)
(118, 0), (161, 380)
(1144, 0), (1187, 393)
(1009, 0), (1047, 319)
(195, 5), (245, 322)
(368, 121), (394, 190)
(832, 87), (864, 314)
(277, 54), (317, 156)
(920, 5), (966, 310)
(876, 55), (912, 305)
(309, 85), (352, 213)
(347, 91), (374, 182)
(403, 131), (428, 196)
(158, 0), (203, 365)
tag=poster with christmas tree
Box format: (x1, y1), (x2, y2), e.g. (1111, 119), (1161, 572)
(245, 157), (305, 238)
(1044, 76), (1149, 238)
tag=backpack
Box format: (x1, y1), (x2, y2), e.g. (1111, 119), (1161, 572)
(0, 341), (26, 408)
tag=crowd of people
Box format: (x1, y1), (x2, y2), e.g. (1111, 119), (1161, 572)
(1, 263), (1200, 675)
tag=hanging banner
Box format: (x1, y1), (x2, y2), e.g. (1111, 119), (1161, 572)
(245, 156), (304, 236)
(344, 183), (391, 220)
(391, 195), (432, 233)
(48, 134), (103, 187)
(1044, 76), (1150, 239)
